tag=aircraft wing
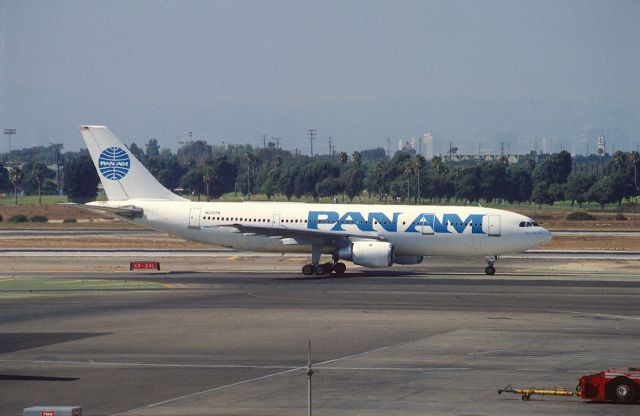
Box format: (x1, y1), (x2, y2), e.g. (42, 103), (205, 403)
(219, 223), (385, 246)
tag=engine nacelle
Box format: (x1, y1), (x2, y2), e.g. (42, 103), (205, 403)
(394, 255), (424, 265)
(338, 241), (394, 268)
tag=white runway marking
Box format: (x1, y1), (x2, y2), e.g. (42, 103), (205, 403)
(111, 335), (448, 415)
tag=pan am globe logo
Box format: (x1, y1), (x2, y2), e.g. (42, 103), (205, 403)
(98, 147), (131, 180)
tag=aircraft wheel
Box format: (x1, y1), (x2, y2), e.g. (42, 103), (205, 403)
(314, 264), (325, 275)
(485, 265), (496, 275)
(323, 262), (334, 274)
(302, 264), (314, 276)
(334, 262), (346, 275)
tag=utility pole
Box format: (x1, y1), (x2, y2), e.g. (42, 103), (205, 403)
(419, 136), (422, 155)
(262, 135), (267, 149)
(307, 340), (314, 416)
(500, 142), (504, 156)
(328, 136), (333, 156)
(387, 137), (390, 158)
(307, 129), (316, 158)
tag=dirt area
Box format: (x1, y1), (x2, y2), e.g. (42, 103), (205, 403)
(541, 236), (640, 251)
(0, 234), (210, 250)
(513, 208), (640, 230)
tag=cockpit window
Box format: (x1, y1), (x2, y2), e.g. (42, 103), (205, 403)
(532, 221), (539, 227)
(519, 221), (526, 227)
(526, 222), (532, 227)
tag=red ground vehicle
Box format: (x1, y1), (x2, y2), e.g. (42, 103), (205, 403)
(499, 367), (640, 403)
(578, 368), (640, 403)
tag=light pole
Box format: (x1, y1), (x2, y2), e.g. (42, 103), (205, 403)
(307, 340), (313, 416)
(4, 128), (16, 160)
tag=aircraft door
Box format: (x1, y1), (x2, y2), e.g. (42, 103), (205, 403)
(488, 215), (500, 236)
(188, 208), (201, 230)
(273, 213), (283, 228)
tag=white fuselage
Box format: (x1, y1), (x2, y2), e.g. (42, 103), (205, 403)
(95, 199), (551, 258)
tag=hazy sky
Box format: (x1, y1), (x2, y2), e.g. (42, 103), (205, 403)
(1, 0), (638, 154)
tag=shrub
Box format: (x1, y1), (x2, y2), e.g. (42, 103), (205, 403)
(63, 217), (77, 223)
(614, 213), (627, 221)
(565, 212), (595, 221)
(30, 215), (48, 223)
(8, 214), (28, 223)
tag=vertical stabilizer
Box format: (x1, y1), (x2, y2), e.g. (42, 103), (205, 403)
(80, 125), (184, 201)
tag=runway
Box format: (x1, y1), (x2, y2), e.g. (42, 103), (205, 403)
(1, 260), (640, 415)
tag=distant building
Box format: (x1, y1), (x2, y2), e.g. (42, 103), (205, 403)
(424, 132), (433, 160)
(597, 135), (606, 155)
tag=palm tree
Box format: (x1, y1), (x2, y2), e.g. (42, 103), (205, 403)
(202, 165), (213, 201)
(413, 155), (425, 203)
(351, 151), (362, 168)
(339, 152), (348, 175)
(32, 162), (46, 205)
(375, 160), (386, 201)
(245, 153), (257, 198)
(10, 165), (22, 206)
(630, 151), (640, 192)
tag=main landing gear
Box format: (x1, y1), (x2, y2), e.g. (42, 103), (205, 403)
(301, 248), (347, 276)
(301, 261), (347, 276)
(485, 255), (497, 275)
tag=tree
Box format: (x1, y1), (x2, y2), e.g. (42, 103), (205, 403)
(532, 151), (572, 185)
(145, 138), (160, 158)
(9, 165), (22, 206)
(456, 167), (482, 203)
(339, 152), (348, 175)
(32, 162), (46, 205)
(506, 166), (532, 203)
(316, 177), (345, 199)
(128, 143), (145, 162)
(279, 166), (299, 200)
(566, 175), (595, 207)
(63, 153), (99, 203)
(630, 151), (640, 192)
(532, 181), (554, 208)
(0, 162), (10, 193)
(479, 161), (508, 203)
(344, 167), (365, 202)
(412, 155), (426, 203)
(351, 151), (362, 168)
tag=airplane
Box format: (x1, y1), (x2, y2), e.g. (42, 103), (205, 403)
(79, 125), (552, 276)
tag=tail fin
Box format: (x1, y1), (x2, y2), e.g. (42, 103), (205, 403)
(80, 125), (184, 201)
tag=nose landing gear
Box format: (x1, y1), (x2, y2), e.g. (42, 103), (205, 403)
(485, 255), (497, 275)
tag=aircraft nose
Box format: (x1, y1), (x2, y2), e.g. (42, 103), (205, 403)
(540, 227), (552, 244)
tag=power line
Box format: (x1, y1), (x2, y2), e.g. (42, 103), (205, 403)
(307, 129), (316, 158)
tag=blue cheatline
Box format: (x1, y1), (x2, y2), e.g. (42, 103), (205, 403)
(98, 147), (131, 180)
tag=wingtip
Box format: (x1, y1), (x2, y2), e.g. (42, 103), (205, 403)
(79, 124), (107, 131)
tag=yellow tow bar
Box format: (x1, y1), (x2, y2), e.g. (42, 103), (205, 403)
(498, 384), (577, 401)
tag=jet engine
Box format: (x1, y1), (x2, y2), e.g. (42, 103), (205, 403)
(394, 255), (424, 265)
(338, 241), (394, 268)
